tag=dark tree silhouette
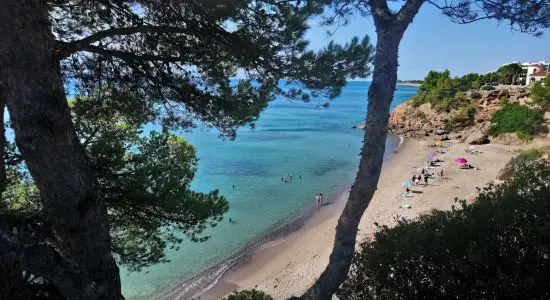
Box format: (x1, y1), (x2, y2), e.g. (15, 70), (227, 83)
(298, 0), (549, 299)
(0, 1), (374, 299)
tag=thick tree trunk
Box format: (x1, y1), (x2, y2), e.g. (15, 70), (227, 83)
(298, 0), (425, 294)
(0, 90), (6, 194)
(0, 1), (122, 299)
(298, 27), (404, 300)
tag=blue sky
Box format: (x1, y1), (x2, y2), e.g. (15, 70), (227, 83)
(305, 3), (550, 80)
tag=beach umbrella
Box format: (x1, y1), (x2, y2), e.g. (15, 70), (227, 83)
(455, 157), (467, 164)
(403, 181), (413, 187)
(427, 152), (436, 161)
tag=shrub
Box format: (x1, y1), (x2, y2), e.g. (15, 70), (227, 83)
(488, 103), (544, 136)
(531, 74), (550, 110)
(225, 290), (274, 300)
(481, 85), (495, 91)
(470, 91), (483, 100)
(516, 130), (534, 141)
(516, 146), (550, 162)
(338, 161), (550, 300)
(445, 104), (476, 131)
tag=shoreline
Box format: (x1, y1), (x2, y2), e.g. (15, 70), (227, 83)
(397, 82), (422, 87)
(153, 135), (404, 300)
(193, 137), (411, 300)
(200, 139), (519, 299)
(158, 137), (522, 300)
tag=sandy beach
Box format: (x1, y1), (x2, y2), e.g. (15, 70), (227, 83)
(198, 138), (523, 300)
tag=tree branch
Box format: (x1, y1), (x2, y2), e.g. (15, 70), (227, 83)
(396, 0), (427, 25)
(368, 0), (394, 23)
(58, 24), (237, 58)
(79, 45), (184, 63)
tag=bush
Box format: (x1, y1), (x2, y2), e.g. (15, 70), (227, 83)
(470, 91), (483, 100)
(516, 130), (534, 141)
(481, 85), (495, 91)
(516, 146), (550, 162)
(488, 103), (544, 136)
(338, 161), (550, 300)
(445, 104), (476, 131)
(225, 290), (274, 300)
(531, 74), (550, 110)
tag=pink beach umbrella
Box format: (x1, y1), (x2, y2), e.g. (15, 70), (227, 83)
(455, 157), (467, 164)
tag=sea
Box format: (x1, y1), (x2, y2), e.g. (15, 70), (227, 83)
(119, 81), (418, 299)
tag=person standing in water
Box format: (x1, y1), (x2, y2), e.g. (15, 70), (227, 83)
(319, 193), (324, 205)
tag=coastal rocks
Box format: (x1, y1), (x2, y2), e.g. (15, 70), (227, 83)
(448, 132), (463, 140)
(497, 158), (516, 181)
(492, 133), (531, 145)
(463, 126), (489, 145)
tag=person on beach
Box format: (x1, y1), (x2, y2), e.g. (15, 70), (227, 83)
(315, 194), (320, 206)
(424, 174), (429, 186)
(406, 186), (410, 194)
(415, 176), (420, 186)
(439, 169), (444, 178)
(319, 193), (324, 205)
(412, 174), (417, 182)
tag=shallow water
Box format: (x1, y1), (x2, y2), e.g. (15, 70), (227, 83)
(120, 82), (417, 299)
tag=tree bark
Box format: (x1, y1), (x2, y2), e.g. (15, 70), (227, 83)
(0, 1), (122, 299)
(0, 90), (6, 194)
(298, 1), (424, 298)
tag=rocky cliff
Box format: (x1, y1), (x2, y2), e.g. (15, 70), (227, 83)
(388, 86), (548, 144)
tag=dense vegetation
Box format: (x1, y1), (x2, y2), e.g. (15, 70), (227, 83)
(488, 103), (544, 138)
(338, 160), (550, 299)
(2, 91), (230, 272)
(531, 74), (550, 110)
(0, 1), (375, 298)
(410, 64), (525, 112)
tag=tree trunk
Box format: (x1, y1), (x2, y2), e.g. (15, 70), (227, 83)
(297, 1), (425, 294)
(0, 1), (122, 299)
(0, 90), (6, 194)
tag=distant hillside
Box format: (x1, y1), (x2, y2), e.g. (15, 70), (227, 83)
(389, 71), (550, 145)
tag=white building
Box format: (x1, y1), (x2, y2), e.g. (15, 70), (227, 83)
(525, 61), (549, 85)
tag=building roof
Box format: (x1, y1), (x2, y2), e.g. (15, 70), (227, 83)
(531, 70), (548, 77)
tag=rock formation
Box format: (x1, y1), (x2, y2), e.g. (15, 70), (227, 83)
(388, 86), (538, 144)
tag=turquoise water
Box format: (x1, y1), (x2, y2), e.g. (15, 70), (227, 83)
(120, 82), (417, 299)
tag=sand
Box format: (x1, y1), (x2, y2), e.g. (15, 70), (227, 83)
(199, 138), (523, 300)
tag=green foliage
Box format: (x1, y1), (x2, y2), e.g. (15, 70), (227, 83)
(409, 70), (501, 112)
(516, 147), (550, 161)
(531, 75), (550, 110)
(498, 90), (510, 105)
(496, 63), (526, 85)
(52, 1), (374, 139)
(3, 89), (230, 272)
(225, 290), (274, 300)
(445, 104), (476, 131)
(481, 85), (495, 91)
(516, 130), (534, 141)
(338, 161), (550, 300)
(489, 103), (544, 136)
